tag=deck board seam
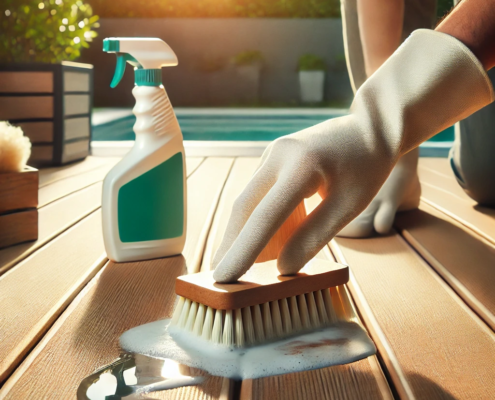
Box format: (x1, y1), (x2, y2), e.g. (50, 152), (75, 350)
(192, 158), (236, 273)
(0, 262), (109, 397)
(393, 231), (495, 336)
(329, 240), (416, 400)
(0, 204), (101, 277)
(420, 197), (495, 246)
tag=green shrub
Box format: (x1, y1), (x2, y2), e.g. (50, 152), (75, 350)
(232, 50), (264, 66)
(298, 54), (326, 71)
(1, 0), (99, 63)
(88, 0), (341, 18)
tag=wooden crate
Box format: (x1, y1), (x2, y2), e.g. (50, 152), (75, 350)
(0, 62), (93, 167)
(0, 167), (38, 248)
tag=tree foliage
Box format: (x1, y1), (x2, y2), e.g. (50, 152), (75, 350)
(88, 0), (341, 18)
(1, 0), (99, 63)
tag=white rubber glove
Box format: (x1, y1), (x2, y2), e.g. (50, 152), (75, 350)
(337, 147), (421, 237)
(213, 30), (493, 283)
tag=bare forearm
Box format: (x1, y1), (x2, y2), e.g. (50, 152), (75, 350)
(356, 0), (404, 76)
(436, 0), (495, 70)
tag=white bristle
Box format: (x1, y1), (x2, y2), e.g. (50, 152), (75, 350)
(315, 290), (329, 325)
(289, 296), (302, 332)
(235, 309), (245, 347)
(193, 303), (206, 336)
(174, 285), (340, 347)
(262, 302), (274, 339)
(252, 304), (265, 343)
(297, 294), (312, 329)
(242, 307), (256, 345)
(201, 306), (214, 341)
(323, 289), (338, 323)
(185, 301), (198, 331)
(279, 298), (292, 335)
(212, 309), (223, 344)
(223, 310), (234, 346)
(178, 298), (191, 328)
(306, 292), (320, 328)
(270, 301), (284, 338)
(171, 296), (185, 325)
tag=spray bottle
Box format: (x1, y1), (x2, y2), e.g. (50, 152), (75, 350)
(101, 38), (186, 262)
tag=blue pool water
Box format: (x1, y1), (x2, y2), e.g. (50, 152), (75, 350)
(92, 110), (454, 143)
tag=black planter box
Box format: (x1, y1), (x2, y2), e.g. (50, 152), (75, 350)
(0, 62), (93, 166)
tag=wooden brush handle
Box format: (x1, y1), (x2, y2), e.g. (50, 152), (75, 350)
(176, 258), (349, 310)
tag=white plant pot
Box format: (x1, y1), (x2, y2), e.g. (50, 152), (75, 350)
(299, 70), (325, 103)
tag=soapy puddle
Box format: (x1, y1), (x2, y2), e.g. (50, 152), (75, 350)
(80, 353), (205, 400)
(119, 318), (376, 380)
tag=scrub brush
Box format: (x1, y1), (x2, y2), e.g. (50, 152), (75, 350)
(170, 258), (349, 347)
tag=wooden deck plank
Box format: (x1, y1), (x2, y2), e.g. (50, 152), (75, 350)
(333, 234), (495, 400)
(202, 166), (393, 400)
(38, 161), (119, 207)
(185, 157), (234, 273)
(0, 158), (204, 277)
(0, 210), (106, 383)
(395, 204), (495, 331)
(202, 157), (260, 272)
(38, 156), (116, 188)
(38, 157), (204, 208)
(0, 157), (233, 399)
(417, 158), (495, 245)
(0, 183), (102, 276)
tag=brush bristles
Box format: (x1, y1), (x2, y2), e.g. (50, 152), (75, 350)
(170, 288), (341, 348)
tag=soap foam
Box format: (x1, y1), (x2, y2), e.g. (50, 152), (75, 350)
(120, 319), (376, 380)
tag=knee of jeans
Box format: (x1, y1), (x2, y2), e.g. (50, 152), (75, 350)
(452, 164), (495, 206)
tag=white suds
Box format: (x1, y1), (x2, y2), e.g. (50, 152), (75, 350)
(120, 319), (376, 380)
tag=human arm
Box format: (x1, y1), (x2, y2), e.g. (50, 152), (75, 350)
(212, 1), (495, 282)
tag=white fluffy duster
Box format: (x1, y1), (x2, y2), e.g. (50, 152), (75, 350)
(0, 121), (32, 172)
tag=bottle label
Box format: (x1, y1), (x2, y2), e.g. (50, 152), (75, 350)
(118, 152), (184, 242)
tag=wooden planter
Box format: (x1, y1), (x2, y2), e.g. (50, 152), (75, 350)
(0, 167), (38, 249)
(0, 62), (93, 167)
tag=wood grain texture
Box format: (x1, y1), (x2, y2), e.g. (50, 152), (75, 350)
(0, 167), (38, 214)
(396, 203), (495, 331)
(177, 259), (348, 310)
(242, 357), (391, 400)
(0, 96), (53, 120)
(418, 158), (495, 245)
(0, 157), (205, 273)
(0, 210), (106, 383)
(38, 156), (116, 187)
(16, 121), (54, 143)
(0, 72), (53, 93)
(0, 209), (38, 249)
(38, 160), (119, 207)
(37, 156), (202, 189)
(0, 157), (233, 399)
(201, 173), (392, 399)
(334, 234), (495, 400)
(0, 182), (102, 275)
(184, 157), (234, 274)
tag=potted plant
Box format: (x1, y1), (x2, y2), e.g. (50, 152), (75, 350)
(232, 50), (264, 103)
(298, 54), (326, 103)
(0, 0), (99, 166)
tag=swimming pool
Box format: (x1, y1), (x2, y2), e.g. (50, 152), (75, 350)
(91, 108), (454, 156)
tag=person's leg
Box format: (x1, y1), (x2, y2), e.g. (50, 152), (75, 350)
(338, 0), (437, 237)
(450, 69), (495, 206)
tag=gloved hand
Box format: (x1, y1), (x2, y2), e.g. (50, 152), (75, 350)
(337, 147), (421, 237)
(213, 29), (493, 283)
